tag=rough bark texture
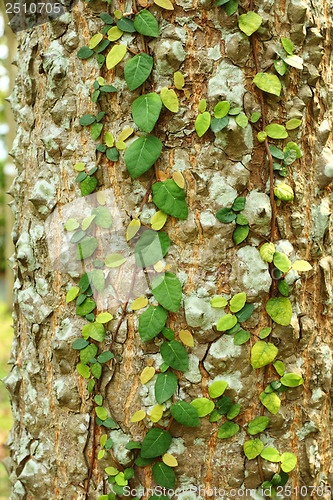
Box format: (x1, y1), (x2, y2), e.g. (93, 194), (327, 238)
(3, 0), (333, 499)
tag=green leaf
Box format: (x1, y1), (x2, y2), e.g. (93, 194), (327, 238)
(274, 183), (294, 201)
(124, 135), (162, 179)
(238, 11), (262, 36)
(233, 225), (249, 244)
(198, 99), (207, 112)
(106, 44), (127, 70)
(66, 286), (80, 303)
(273, 360), (285, 376)
(155, 371), (178, 404)
(76, 237), (98, 260)
(77, 363), (90, 378)
(91, 362), (102, 379)
(211, 116), (229, 133)
(195, 112), (211, 137)
(274, 59), (288, 76)
(218, 421), (239, 438)
(247, 416), (270, 435)
(236, 303), (254, 323)
(260, 447), (281, 462)
(191, 397), (215, 417)
(106, 148), (119, 162)
(260, 242), (275, 263)
(235, 112), (248, 129)
(266, 297), (292, 326)
(216, 207), (237, 223)
(280, 373), (304, 387)
(216, 314), (238, 332)
(80, 343), (98, 364)
(259, 327), (272, 339)
(211, 296), (228, 308)
(105, 254), (126, 268)
(292, 260), (312, 272)
(98, 351), (114, 364)
(91, 206), (112, 228)
(141, 428), (172, 458)
(132, 93), (162, 133)
(281, 37), (294, 55)
(160, 88), (179, 113)
(214, 101), (230, 118)
(286, 118), (301, 130)
(229, 292), (247, 313)
(96, 406), (108, 421)
(96, 312), (113, 324)
(283, 149), (297, 166)
(73, 338), (89, 350)
(253, 73), (281, 97)
(244, 439), (264, 459)
(152, 179), (188, 220)
(116, 18), (136, 32)
(280, 452), (297, 472)
(152, 272), (182, 313)
(139, 305), (168, 342)
(234, 330), (251, 345)
(160, 340), (189, 371)
(89, 269), (105, 292)
(257, 131), (267, 143)
(152, 462), (175, 489)
(277, 280), (290, 297)
(82, 322), (105, 342)
(224, 0), (238, 15)
(259, 391), (281, 414)
(80, 176), (97, 196)
(124, 53), (154, 91)
(80, 114), (95, 126)
(251, 341), (278, 369)
(134, 10), (159, 37)
(76, 297), (96, 316)
(226, 404), (241, 419)
(135, 230), (171, 268)
(251, 112), (261, 123)
(216, 396), (231, 415)
(232, 197), (246, 211)
(273, 252), (291, 272)
(265, 124), (288, 139)
(228, 106), (242, 116)
(125, 441), (141, 450)
(77, 47), (94, 59)
(162, 327), (175, 341)
(284, 141), (302, 159)
(209, 409), (221, 422)
(208, 381), (228, 398)
(170, 401), (200, 427)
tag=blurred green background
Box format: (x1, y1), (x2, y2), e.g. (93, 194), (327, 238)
(0, 6), (16, 499)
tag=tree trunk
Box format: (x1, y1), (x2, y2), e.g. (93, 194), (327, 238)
(3, 0), (333, 499)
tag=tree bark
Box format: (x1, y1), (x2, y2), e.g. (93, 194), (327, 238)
(3, 0), (333, 499)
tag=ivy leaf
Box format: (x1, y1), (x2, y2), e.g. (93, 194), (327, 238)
(224, 0), (238, 15)
(152, 462), (175, 489)
(234, 330), (251, 345)
(211, 296), (228, 308)
(259, 327), (272, 339)
(265, 123), (288, 139)
(229, 292), (247, 313)
(160, 87), (179, 113)
(155, 371), (178, 404)
(139, 305), (168, 342)
(76, 237), (98, 260)
(124, 135), (162, 179)
(216, 207), (236, 223)
(232, 197), (246, 211)
(244, 439), (264, 460)
(274, 183), (294, 201)
(170, 401), (200, 427)
(247, 416), (270, 435)
(260, 447), (281, 463)
(286, 118), (301, 130)
(134, 10), (159, 37)
(292, 260), (312, 272)
(251, 341), (278, 369)
(77, 47), (94, 59)
(154, 0), (174, 9)
(105, 254), (126, 268)
(281, 37), (294, 55)
(106, 44), (127, 70)
(280, 452), (297, 472)
(140, 366), (155, 385)
(285, 55), (303, 69)
(208, 381), (228, 399)
(266, 297), (292, 326)
(73, 338), (89, 350)
(160, 340), (189, 371)
(211, 116), (229, 133)
(259, 391), (281, 414)
(124, 53), (154, 91)
(135, 230), (171, 268)
(66, 286), (80, 303)
(227, 404), (241, 419)
(235, 112), (248, 129)
(280, 373), (304, 387)
(251, 112), (261, 123)
(131, 296), (149, 311)
(284, 141), (302, 159)
(214, 101), (230, 118)
(217, 314), (237, 332)
(260, 242), (275, 263)
(152, 179), (188, 220)
(283, 149), (297, 166)
(273, 251), (291, 272)
(77, 363), (90, 378)
(80, 114), (96, 126)
(253, 73), (281, 97)
(116, 18), (136, 33)
(274, 59), (288, 76)
(98, 351), (114, 364)
(238, 11), (262, 36)
(218, 421), (239, 438)
(82, 322), (105, 342)
(132, 93), (162, 133)
(191, 397), (215, 417)
(80, 176), (97, 196)
(141, 428), (172, 458)
(273, 360), (285, 376)
(76, 297), (96, 316)
(80, 343), (98, 364)
(233, 225), (249, 244)
(131, 410), (146, 422)
(195, 112), (211, 137)
(152, 272), (182, 313)
(151, 211), (168, 230)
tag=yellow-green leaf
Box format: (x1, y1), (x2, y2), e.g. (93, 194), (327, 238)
(286, 118), (302, 130)
(114, 10), (122, 19)
(105, 132), (114, 147)
(140, 366), (156, 384)
(106, 44), (127, 70)
(96, 312), (113, 324)
(280, 452), (297, 472)
(66, 286), (80, 303)
(260, 242), (275, 263)
(292, 260), (312, 272)
(211, 296), (228, 308)
(179, 330), (194, 347)
(216, 314), (237, 332)
(274, 183), (294, 201)
(162, 453), (178, 467)
(191, 398), (215, 417)
(131, 410), (146, 422)
(160, 87), (179, 113)
(251, 341), (278, 369)
(229, 292), (246, 313)
(238, 11), (262, 36)
(81, 215), (96, 231)
(105, 466), (119, 476)
(259, 391), (281, 414)
(208, 380), (228, 399)
(151, 210), (168, 230)
(150, 404), (164, 423)
(126, 219), (141, 241)
(154, 0), (174, 9)
(174, 71), (184, 89)
(108, 26), (123, 41)
(118, 127), (134, 142)
(195, 112), (211, 137)
(244, 438), (264, 460)
(74, 162), (85, 171)
(89, 33), (103, 49)
(105, 253), (126, 268)
(173, 171), (185, 188)
(253, 72), (281, 97)
(131, 296), (149, 310)
(116, 141), (126, 150)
